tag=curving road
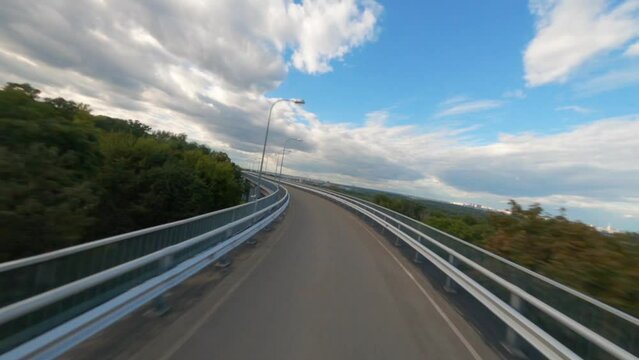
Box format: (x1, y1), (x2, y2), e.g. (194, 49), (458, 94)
(135, 186), (500, 360)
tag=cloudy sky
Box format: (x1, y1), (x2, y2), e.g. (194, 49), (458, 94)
(1, 0), (638, 230)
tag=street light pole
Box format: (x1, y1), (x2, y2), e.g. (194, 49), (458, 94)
(278, 138), (302, 183)
(254, 98), (304, 210)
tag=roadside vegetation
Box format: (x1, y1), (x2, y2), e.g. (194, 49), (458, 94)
(348, 190), (639, 317)
(0, 83), (246, 262)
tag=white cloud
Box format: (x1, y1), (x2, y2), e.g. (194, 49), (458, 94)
(434, 117), (639, 200)
(1, 1), (638, 229)
(364, 110), (389, 126)
(441, 95), (469, 106)
(556, 105), (593, 114)
(502, 89), (526, 99)
(525, 0), (639, 86)
(575, 68), (639, 94)
(278, 114), (639, 229)
(0, 0), (382, 151)
(625, 41), (639, 56)
(434, 99), (503, 118)
(0, 1), (381, 91)
(288, 0), (382, 73)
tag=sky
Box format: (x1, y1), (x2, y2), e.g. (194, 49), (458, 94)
(1, 0), (638, 231)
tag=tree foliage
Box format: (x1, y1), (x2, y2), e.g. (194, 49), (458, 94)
(485, 201), (639, 314)
(0, 83), (244, 261)
(368, 192), (639, 316)
(373, 194), (427, 220)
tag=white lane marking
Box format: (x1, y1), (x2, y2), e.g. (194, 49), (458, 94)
(157, 222), (290, 360)
(359, 224), (484, 360)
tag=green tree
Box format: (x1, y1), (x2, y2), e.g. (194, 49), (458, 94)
(485, 201), (639, 315)
(365, 189), (639, 316)
(0, 84), (101, 261)
(0, 83), (244, 260)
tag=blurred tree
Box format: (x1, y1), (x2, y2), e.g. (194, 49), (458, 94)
(367, 190), (639, 316)
(485, 201), (638, 315)
(0, 83), (100, 260)
(0, 83), (244, 260)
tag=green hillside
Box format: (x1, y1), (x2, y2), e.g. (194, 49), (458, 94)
(0, 83), (246, 262)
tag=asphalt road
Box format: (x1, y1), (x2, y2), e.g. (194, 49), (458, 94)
(158, 186), (500, 360)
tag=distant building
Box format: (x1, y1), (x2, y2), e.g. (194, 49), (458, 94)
(599, 224), (619, 234)
(450, 201), (507, 213)
(587, 223), (619, 235)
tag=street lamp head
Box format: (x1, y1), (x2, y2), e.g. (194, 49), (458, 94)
(256, 97), (305, 195)
(290, 98), (305, 105)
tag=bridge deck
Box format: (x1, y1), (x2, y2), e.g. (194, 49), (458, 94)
(119, 186), (501, 360)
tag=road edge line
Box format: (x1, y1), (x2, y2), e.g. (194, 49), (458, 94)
(358, 222), (484, 360)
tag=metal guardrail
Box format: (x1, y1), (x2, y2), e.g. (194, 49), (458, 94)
(0, 177), (288, 359)
(284, 180), (638, 360)
(324, 189), (639, 353)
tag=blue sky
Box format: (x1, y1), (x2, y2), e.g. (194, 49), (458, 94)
(272, 0), (639, 231)
(274, 1), (636, 139)
(1, 0), (638, 230)
(275, 2), (533, 128)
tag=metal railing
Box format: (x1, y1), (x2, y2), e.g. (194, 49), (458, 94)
(0, 177), (287, 358)
(284, 180), (638, 360)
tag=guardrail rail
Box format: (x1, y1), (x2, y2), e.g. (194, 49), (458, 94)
(0, 176), (288, 359)
(282, 179), (638, 360)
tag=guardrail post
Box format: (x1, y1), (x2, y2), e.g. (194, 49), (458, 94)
(263, 208), (275, 232)
(412, 235), (422, 263)
(153, 254), (173, 316)
(216, 255), (232, 269)
(393, 224), (403, 247)
(503, 293), (526, 357)
(381, 216), (387, 235)
(444, 254), (456, 293)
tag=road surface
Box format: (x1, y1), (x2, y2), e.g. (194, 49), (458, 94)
(138, 186), (501, 360)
